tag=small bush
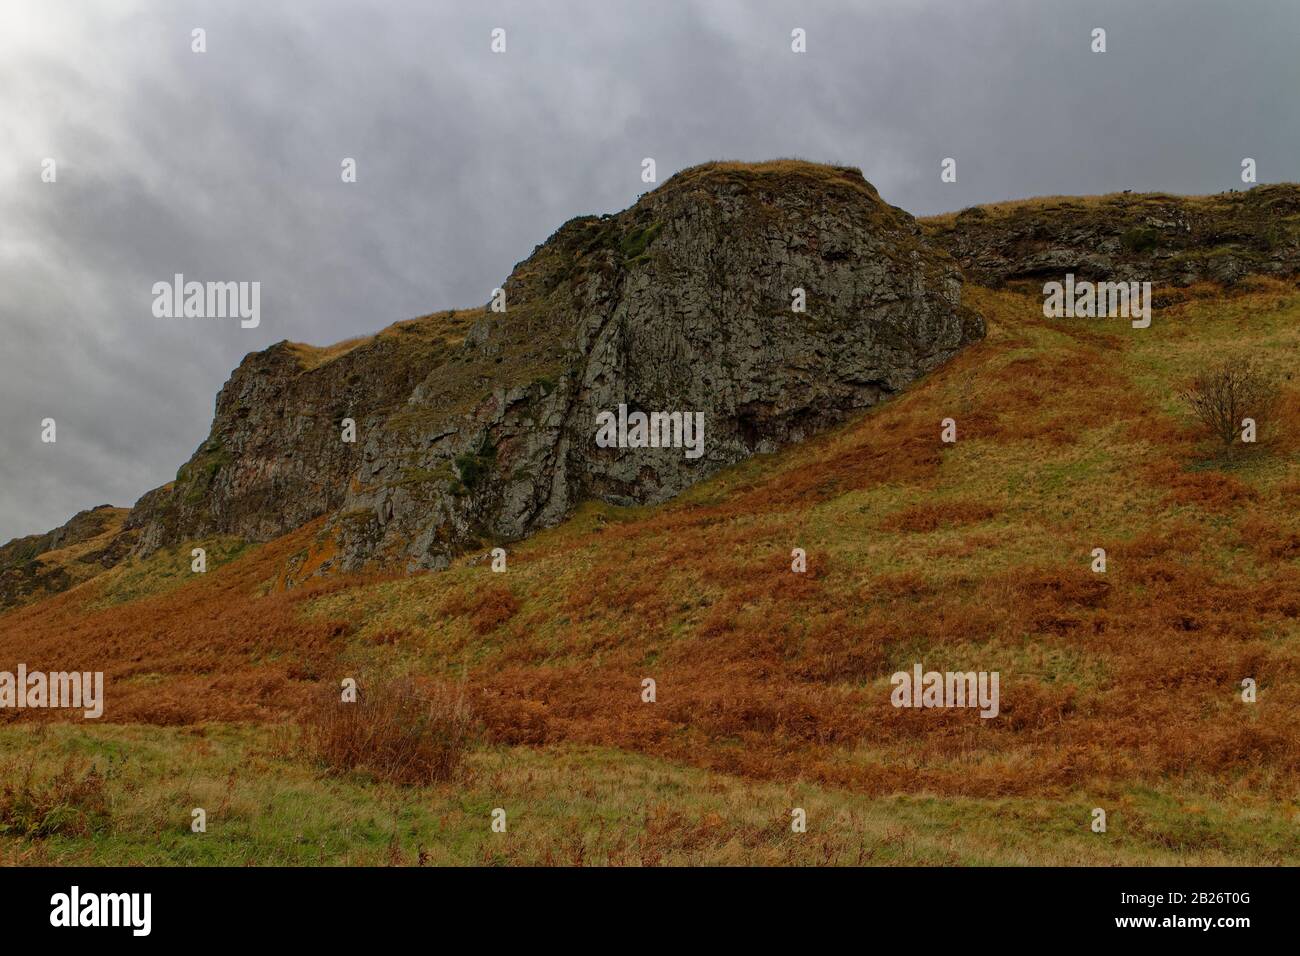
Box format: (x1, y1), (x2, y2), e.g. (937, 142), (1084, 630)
(0, 758), (112, 838)
(1120, 227), (1159, 254)
(1181, 358), (1279, 447)
(453, 437), (497, 495)
(619, 222), (663, 259)
(301, 677), (476, 785)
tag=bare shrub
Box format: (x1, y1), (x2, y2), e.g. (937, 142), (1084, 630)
(1181, 358), (1278, 446)
(301, 676), (476, 785)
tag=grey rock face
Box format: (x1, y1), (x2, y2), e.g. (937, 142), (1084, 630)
(124, 323), (463, 556)
(125, 161), (984, 573)
(330, 162), (981, 571)
(923, 183), (1300, 288)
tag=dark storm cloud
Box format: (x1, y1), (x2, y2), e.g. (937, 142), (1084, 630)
(1, 0), (1297, 540)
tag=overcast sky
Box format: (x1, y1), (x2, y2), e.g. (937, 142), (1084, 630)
(1, 0), (1297, 542)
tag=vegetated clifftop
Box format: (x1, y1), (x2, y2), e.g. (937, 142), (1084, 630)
(921, 183), (1300, 287)
(124, 159), (982, 574)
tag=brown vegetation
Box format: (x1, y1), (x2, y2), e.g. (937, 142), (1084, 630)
(300, 676), (475, 785)
(0, 520), (380, 723)
(0, 756), (111, 838)
(2, 282), (1298, 807)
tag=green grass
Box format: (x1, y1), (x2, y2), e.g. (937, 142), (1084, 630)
(2, 723), (1295, 865)
(86, 537), (255, 610)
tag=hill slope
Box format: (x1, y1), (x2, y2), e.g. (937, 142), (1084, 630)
(2, 174), (1299, 865)
(2, 282), (1298, 862)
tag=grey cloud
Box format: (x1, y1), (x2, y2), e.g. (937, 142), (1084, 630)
(1, 0), (1297, 539)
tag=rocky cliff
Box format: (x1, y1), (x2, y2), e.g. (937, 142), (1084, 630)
(126, 160), (983, 573)
(13, 169), (1300, 602)
(122, 321), (459, 555)
(921, 183), (1300, 287)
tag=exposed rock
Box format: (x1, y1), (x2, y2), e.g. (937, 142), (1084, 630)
(123, 160), (983, 573)
(28, 171), (1300, 595)
(123, 322), (465, 554)
(341, 163), (981, 569)
(0, 505), (129, 610)
(922, 184), (1300, 288)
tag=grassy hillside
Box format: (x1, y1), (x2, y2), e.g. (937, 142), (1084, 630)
(2, 277), (1298, 864)
(2, 725), (1291, 865)
(0, 506), (129, 611)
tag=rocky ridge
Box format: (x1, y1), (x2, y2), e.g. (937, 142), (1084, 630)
(125, 160), (982, 576)
(921, 183), (1300, 287)
(15, 166), (1297, 601)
